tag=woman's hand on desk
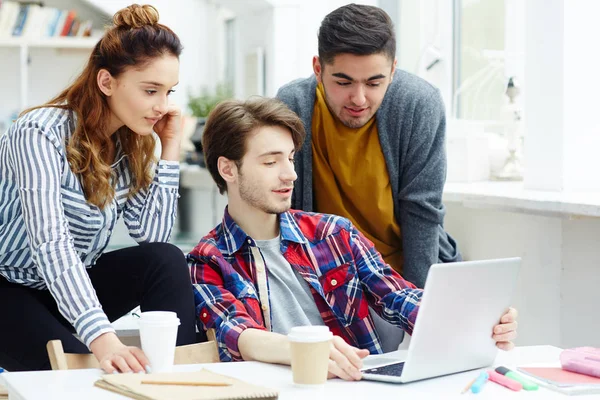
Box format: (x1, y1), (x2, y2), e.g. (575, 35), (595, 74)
(90, 332), (150, 374)
(327, 336), (370, 381)
(492, 307), (518, 351)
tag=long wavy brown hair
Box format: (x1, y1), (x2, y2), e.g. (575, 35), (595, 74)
(22, 4), (182, 208)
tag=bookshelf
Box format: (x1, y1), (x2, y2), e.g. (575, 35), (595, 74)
(0, 36), (100, 112)
(0, 36), (99, 48)
(0, 0), (109, 117)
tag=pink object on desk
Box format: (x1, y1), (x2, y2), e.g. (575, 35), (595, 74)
(487, 370), (523, 391)
(560, 347), (600, 378)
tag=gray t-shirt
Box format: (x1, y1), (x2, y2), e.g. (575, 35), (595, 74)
(255, 236), (324, 334)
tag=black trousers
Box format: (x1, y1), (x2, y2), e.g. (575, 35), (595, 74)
(0, 242), (202, 371)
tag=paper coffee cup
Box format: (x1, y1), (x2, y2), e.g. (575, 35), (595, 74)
(288, 326), (333, 385)
(138, 311), (180, 373)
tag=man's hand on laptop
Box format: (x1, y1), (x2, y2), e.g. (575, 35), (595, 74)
(492, 307), (518, 351)
(327, 336), (370, 381)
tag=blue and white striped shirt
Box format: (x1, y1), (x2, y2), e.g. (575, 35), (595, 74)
(0, 107), (180, 347)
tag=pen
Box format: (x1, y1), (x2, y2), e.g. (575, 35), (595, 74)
(461, 376), (477, 394)
(495, 366), (539, 390)
(488, 370), (522, 391)
(470, 371), (489, 394)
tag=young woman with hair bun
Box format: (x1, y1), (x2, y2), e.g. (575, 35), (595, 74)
(0, 4), (199, 373)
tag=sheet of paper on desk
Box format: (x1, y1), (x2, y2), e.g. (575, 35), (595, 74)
(517, 367), (600, 395)
(95, 368), (279, 400)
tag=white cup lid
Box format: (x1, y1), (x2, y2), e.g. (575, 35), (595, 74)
(138, 311), (180, 326)
(288, 325), (333, 343)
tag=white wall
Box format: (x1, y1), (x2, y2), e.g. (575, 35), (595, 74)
(231, 4), (273, 98)
(524, 0), (600, 192)
(146, 0), (226, 108)
(445, 203), (600, 348)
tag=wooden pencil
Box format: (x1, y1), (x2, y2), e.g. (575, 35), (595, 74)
(461, 376), (478, 394)
(141, 380), (232, 387)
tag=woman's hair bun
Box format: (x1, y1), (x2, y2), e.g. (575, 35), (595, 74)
(113, 4), (159, 29)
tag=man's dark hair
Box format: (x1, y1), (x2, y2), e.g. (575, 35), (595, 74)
(202, 97), (306, 194)
(318, 3), (396, 65)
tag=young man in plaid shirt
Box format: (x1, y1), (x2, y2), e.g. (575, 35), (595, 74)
(187, 97), (518, 381)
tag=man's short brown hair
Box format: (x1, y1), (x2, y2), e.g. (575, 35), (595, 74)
(202, 97), (306, 194)
(318, 4), (396, 65)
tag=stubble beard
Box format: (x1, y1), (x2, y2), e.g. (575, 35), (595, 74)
(238, 175), (291, 215)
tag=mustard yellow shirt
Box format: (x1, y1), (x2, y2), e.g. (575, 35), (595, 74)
(311, 83), (403, 273)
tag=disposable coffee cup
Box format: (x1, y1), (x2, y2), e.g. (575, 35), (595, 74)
(138, 311), (180, 373)
(288, 326), (333, 385)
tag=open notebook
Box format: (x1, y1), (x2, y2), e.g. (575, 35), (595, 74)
(95, 369), (279, 400)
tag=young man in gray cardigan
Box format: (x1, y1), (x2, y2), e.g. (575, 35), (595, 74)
(276, 4), (460, 289)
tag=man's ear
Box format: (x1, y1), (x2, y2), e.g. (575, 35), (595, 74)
(313, 56), (323, 83)
(390, 58), (398, 82)
(217, 156), (238, 186)
(97, 69), (115, 96)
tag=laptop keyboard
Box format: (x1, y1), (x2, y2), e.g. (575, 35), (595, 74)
(363, 361), (405, 377)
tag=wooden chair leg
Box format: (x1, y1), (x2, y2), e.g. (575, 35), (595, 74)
(206, 328), (217, 342)
(46, 340), (69, 370)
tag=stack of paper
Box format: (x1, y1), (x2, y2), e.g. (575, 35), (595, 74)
(95, 369), (279, 400)
(518, 367), (600, 395)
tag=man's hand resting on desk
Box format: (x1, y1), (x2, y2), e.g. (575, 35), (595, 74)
(327, 336), (370, 381)
(238, 329), (369, 381)
(493, 307), (518, 351)
(90, 332), (150, 374)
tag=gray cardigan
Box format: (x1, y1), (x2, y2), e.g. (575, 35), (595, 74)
(276, 71), (461, 288)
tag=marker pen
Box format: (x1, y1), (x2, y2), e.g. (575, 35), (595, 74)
(488, 370), (523, 391)
(470, 371), (489, 394)
(495, 366), (539, 390)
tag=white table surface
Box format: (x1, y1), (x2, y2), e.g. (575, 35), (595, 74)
(1, 345), (587, 400)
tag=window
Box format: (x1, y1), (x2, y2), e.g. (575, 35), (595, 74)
(453, 0), (525, 125)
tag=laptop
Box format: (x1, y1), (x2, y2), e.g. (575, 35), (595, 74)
(361, 257), (521, 383)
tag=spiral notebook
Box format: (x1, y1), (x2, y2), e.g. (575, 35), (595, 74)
(95, 369), (279, 400)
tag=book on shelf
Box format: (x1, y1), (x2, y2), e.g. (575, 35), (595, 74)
(0, 1), (93, 40)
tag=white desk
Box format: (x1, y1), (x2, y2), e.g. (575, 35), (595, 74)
(0, 346), (584, 400)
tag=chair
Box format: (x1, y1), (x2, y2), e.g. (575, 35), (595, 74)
(207, 328), (217, 342)
(46, 339), (220, 370)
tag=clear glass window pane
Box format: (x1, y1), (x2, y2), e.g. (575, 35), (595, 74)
(455, 0), (506, 122)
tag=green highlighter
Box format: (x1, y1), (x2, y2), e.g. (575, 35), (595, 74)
(495, 366), (539, 391)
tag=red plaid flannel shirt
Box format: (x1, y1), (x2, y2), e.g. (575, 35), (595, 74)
(188, 209), (422, 361)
